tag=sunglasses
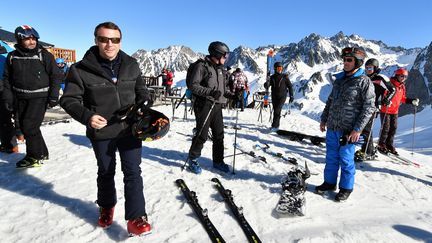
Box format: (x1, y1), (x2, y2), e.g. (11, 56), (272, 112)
(343, 57), (354, 63)
(365, 66), (374, 71)
(396, 75), (408, 78)
(96, 36), (121, 44)
(221, 52), (229, 59)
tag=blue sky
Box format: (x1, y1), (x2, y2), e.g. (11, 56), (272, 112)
(2, 0), (431, 60)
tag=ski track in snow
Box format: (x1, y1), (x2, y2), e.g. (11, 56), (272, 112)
(0, 105), (432, 242)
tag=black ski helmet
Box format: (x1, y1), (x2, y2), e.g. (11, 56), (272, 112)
(15, 25), (40, 42)
(365, 58), (379, 71)
(274, 62), (283, 69)
(208, 41), (230, 59)
(132, 109), (170, 142)
(341, 46), (366, 69)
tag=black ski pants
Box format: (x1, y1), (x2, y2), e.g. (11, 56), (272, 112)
(271, 95), (287, 128)
(234, 89), (245, 110)
(0, 100), (17, 149)
(379, 113), (398, 148)
(91, 135), (146, 220)
(188, 100), (225, 164)
(17, 97), (48, 159)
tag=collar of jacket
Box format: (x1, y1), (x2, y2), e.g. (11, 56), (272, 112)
(390, 77), (404, 87)
(80, 46), (124, 81)
(14, 43), (41, 56)
(205, 55), (224, 69)
(335, 68), (365, 80)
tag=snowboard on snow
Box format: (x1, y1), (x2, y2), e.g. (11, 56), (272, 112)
(275, 165), (310, 217)
(276, 129), (325, 146)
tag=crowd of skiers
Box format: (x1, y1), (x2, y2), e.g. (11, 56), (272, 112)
(0, 21), (422, 235)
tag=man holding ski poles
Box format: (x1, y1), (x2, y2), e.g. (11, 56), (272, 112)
(185, 41), (234, 174)
(354, 58), (395, 162)
(317, 46), (375, 202)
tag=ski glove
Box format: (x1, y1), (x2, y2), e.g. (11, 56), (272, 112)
(223, 91), (236, 99)
(47, 99), (59, 109)
(289, 96), (294, 103)
(140, 99), (153, 112)
(381, 97), (391, 106)
(210, 90), (222, 99)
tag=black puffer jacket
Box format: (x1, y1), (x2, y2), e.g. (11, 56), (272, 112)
(2, 44), (62, 103)
(188, 56), (229, 104)
(264, 73), (293, 99)
(60, 46), (149, 140)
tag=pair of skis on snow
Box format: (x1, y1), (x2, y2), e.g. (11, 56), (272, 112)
(175, 178), (262, 243)
(233, 143), (298, 166)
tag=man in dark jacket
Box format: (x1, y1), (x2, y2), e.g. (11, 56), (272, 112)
(0, 42), (18, 154)
(2, 25), (62, 167)
(317, 46), (375, 202)
(354, 58), (395, 162)
(186, 41), (232, 174)
(264, 62), (294, 131)
(60, 22), (152, 236)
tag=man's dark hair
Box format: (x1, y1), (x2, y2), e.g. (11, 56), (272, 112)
(94, 22), (122, 38)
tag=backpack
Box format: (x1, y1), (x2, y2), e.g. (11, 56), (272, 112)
(186, 59), (211, 90)
(232, 72), (247, 91)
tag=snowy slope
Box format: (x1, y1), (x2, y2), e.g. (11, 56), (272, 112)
(0, 105), (431, 242)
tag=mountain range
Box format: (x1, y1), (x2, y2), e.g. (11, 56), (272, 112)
(131, 31), (432, 116)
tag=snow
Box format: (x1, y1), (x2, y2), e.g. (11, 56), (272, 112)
(1, 104), (432, 242)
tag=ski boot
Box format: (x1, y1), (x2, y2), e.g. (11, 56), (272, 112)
(187, 158), (202, 174)
(354, 150), (366, 163)
(98, 206), (115, 228)
(127, 215), (152, 237)
(386, 145), (399, 156)
(16, 156), (43, 168)
(213, 162), (230, 173)
(376, 143), (388, 154)
(315, 182), (336, 195)
(335, 188), (352, 202)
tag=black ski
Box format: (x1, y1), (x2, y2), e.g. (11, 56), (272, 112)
(211, 178), (262, 243)
(175, 179), (225, 243)
(254, 143), (297, 165)
(234, 144), (267, 163)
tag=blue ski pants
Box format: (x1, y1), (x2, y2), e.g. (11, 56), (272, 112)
(324, 129), (356, 190)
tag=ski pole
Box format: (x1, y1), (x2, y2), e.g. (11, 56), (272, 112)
(411, 105), (417, 155)
(364, 111), (377, 155)
(182, 101), (216, 171)
(232, 109), (239, 174)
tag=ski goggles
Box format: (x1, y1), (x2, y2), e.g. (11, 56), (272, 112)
(96, 36), (121, 44)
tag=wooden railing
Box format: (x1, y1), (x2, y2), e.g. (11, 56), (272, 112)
(46, 47), (76, 63)
(143, 76), (159, 86)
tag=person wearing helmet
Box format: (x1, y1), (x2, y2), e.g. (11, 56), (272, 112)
(2, 25), (63, 167)
(377, 68), (419, 155)
(55, 57), (68, 91)
(316, 46), (375, 202)
(60, 22), (153, 236)
(354, 58), (396, 162)
(264, 62), (294, 131)
(185, 41), (234, 174)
